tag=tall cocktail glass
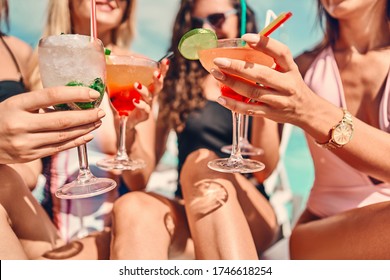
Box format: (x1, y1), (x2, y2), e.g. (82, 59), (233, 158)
(96, 55), (159, 171)
(198, 38), (274, 173)
(38, 34), (117, 199)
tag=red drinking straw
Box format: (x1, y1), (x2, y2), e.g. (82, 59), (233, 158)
(90, 0), (97, 41)
(259, 11), (292, 37)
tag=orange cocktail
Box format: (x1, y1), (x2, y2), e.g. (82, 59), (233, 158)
(198, 39), (274, 102)
(198, 38), (274, 173)
(97, 55), (158, 171)
(106, 56), (157, 116)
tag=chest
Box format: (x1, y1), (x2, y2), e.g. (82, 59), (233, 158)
(334, 50), (390, 127)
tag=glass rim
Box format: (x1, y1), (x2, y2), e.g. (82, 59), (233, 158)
(38, 34), (104, 48)
(216, 37), (246, 47)
(106, 54), (159, 67)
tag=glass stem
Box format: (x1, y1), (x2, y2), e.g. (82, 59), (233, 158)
(116, 115), (129, 161)
(77, 144), (93, 183)
(230, 111), (244, 162)
(242, 114), (250, 144)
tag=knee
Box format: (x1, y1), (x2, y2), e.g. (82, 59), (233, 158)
(181, 149), (217, 181)
(180, 148), (235, 190)
(112, 192), (162, 225)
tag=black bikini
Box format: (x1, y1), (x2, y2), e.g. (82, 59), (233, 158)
(0, 32), (27, 102)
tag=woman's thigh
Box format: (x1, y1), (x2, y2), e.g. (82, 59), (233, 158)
(0, 164), (63, 259)
(290, 203), (390, 259)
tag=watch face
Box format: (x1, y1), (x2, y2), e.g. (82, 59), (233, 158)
(333, 122), (353, 145)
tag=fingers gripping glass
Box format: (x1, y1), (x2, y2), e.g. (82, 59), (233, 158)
(38, 34), (117, 199)
(192, 9), (237, 29)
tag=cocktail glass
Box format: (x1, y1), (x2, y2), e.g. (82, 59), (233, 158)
(96, 55), (159, 171)
(38, 34), (117, 199)
(198, 38), (274, 173)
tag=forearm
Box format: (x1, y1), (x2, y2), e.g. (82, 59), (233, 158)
(250, 117), (280, 182)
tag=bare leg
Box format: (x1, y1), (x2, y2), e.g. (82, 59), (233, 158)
(0, 164), (110, 260)
(290, 203), (390, 259)
(180, 149), (278, 259)
(110, 191), (192, 259)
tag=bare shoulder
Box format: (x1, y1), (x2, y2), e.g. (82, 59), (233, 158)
(5, 36), (33, 63)
(294, 49), (321, 77)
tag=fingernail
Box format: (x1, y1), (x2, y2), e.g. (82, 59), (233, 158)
(210, 68), (225, 80)
(94, 120), (102, 127)
(242, 33), (260, 44)
(133, 98), (139, 104)
(89, 90), (100, 99)
(216, 97), (226, 105)
(83, 134), (94, 141)
(214, 58), (231, 68)
(136, 82), (142, 90)
(97, 109), (106, 118)
(157, 72), (161, 79)
(166, 59), (170, 66)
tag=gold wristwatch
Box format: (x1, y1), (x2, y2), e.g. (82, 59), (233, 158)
(316, 109), (354, 149)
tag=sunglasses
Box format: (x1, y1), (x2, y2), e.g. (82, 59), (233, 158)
(191, 9), (237, 29)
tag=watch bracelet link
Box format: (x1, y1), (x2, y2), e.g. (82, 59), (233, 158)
(315, 109), (354, 149)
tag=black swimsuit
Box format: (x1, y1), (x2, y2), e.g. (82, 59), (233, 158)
(176, 101), (268, 199)
(0, 33), (27, 102)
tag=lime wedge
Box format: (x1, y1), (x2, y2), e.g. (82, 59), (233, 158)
(178, 28), (217, 60)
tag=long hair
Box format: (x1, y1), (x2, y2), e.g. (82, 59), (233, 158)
(29, 0), (136, 90)
(0, 0), (9, 33)
(316, 0), (390, 49)
(159, 0), (258, 132)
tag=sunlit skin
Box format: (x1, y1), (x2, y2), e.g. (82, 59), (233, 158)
(210, 0), (390, 259)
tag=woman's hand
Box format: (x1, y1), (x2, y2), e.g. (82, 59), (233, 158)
(116, 58), (169, 129)
(211, 33), (319, 128)
(0, 86), (105, 164)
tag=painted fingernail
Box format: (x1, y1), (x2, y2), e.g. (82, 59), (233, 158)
(166, 59), (170, 66)
(214, 58), (231, 68)
(89, 90), (100, 99)
(97, 109), (106, 118)
(242, 33), (260, 44)
(133, 98), (140, 104)
(216, 97), (226, 105)
(157, 72), (162, 79)
(210, 69), (225, 80)
(136, 82), (142, 90)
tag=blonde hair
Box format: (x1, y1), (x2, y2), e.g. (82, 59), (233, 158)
(29, 0), (136, 89)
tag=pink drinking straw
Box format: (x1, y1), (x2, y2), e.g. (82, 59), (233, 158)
(259, 11), (292, 37)
(90, 0), (97, 41)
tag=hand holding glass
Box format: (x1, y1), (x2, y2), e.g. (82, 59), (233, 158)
(97, 55), (159, 171)
(198, 38), (274, 173)
(38, 34), (117, 199)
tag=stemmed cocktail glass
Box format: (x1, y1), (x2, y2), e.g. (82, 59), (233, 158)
(38, 34), (117, 199)
(198, 38), (274, 173)
(96, 55), (159, 171)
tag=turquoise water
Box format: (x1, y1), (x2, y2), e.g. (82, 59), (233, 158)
(283, 126), (314, 212)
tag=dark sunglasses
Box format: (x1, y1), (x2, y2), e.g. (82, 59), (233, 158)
(191, 9), (237, 29)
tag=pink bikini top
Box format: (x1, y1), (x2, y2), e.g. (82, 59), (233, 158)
(303, 46), (390, 218)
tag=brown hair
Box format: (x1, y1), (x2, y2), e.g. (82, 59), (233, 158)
(159, 0), (258, 132)
(0, 0), (9, 33)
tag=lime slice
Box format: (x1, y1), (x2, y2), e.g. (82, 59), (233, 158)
(178, 28), (217, 60)
(104, 48), (113, 64)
